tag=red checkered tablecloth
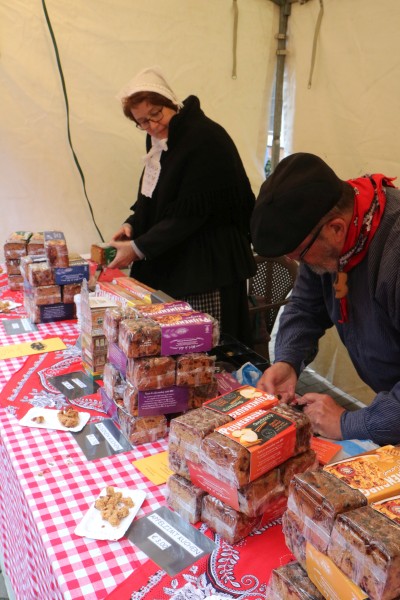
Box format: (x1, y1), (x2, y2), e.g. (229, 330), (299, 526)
(0, 276), (169, 599)
(0, 409), (168, 600)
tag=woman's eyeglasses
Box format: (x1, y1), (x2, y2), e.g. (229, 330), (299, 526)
(299, 224), (324, 260)
(135, 107), (164, 130)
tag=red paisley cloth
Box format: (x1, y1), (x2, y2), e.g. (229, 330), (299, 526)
(337, 174), (396, 323)
(0, 344), (106, 420)
(105, 520), (293, 600)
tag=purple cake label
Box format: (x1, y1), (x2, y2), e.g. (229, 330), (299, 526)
(138, 386), (189, 416)
(107, 342), (127, 378)
(158, 314), (213, 355)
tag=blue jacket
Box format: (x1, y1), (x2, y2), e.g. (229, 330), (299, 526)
(275, 186), (400, 445)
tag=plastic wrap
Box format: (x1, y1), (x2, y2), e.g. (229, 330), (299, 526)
(166, 474), (206, 524)
(102, 362), (123, 401)
(175, 353), (216, 386)
(168, 407), (231, 471)
(117, 405), (167, 445)
(282, 508), (307, 569)
(187, 379), (219, 409)
(267, 562), (324, 600)
(286, 469), (367, 553)
(118, 318), (161, 358)
(201, 494), (262, 545)
(126, 355), (176, 390)
(44, 231), (69, 267)
(24, 284), (61, 305)
(199, 405), (312, 488)
(4, 231), (31, 259)
(236, 449), (317, 517)
(327, 506), (400, 600)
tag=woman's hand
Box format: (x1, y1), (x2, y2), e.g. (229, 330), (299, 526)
(111, 223), (133, 241)
(256, 362), (298, 404)
(107, 241), (138, 269)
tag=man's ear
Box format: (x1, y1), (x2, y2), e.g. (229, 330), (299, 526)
(325, 217), (347, 243)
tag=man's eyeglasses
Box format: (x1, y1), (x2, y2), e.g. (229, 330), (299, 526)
(299, 224), (324, 260)
(135, 107), (164, 130)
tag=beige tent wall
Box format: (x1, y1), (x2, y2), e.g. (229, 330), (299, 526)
(281, 0), (400, 403)
(0, 0), (276, 257)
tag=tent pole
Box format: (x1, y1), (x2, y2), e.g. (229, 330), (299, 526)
(270, 0), (291, 173)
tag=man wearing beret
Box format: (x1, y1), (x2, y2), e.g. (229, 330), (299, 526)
(250, 152), (400, 445)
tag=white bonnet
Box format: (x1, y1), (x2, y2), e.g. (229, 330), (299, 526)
(117, 65), (183, 108)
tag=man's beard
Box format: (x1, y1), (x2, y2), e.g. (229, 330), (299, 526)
(305, 243), (340, 275)
(308, 263), (337, 275)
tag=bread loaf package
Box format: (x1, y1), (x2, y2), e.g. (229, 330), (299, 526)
(201, 494), (263, 545)
(199, 404), (312, 487)
(267, 562), (325, 600)
(168, 407), (231, 476)
(117, 404), (167, 445)
(327, 505), (400, 600)
(135, 300), (192, 318)
(323, 445), (400, 503)
(5, 259), (21, 276)
(166, 474), (206, 524)
(103, 362), (124, 401)
(118, 318), (161, 358)
(187, 379), (219, 409)
(25, 259), (55, 287)
(4, 231), (31, 259)
(63, 283), (82, 304)
(27, 232), (45, 256)
(168, 387), (278, 478)
(103, 306), (137, 343)
(286, 469), (367, 553)
(44, 231), (69, 267)
(90, 243), (117, 266)
(8, 274), (24, 291)
(236, 449), (317, 517)
(126, 355), (176, 390)
(24, 283), (62, 305)
(175, 353), (216, 387)
(282, 508), (308, 569)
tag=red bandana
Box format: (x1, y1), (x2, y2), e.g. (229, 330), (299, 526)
(334, 174), (396, 323)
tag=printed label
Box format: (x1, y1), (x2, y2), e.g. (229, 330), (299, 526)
(147, 513), (203, 557)
(95, 422), (123, 451)
(204, 385), (277, 418)
(215, 409), (297, 482)
(306, 543), (368, 599)
(324, 445), (400, 502)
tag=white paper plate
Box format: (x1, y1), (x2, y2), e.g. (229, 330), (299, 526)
(0, 300), (22, 313)
(19, 406), (90, 433)
(74, 487), (146, 541)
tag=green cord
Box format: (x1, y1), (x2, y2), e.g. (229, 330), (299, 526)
(41, 0), (104, 242)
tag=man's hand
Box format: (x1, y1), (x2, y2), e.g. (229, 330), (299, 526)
(295, 393), (345, 439)
(107, 241), (138, 269)
(257, 362), (298, 404)
(111, 223), (133, 242)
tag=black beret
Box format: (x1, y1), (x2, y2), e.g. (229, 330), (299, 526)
(250, 153), (345, 257)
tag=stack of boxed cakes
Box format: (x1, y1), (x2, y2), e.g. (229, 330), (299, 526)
(18, 231), (89, 323)
(100, 285), (220, 445)
(4, 231), (47, 290)
(166, 388), (317, 544)
(274, 445), (400, 600)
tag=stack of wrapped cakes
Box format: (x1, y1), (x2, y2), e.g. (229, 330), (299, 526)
(100, 288), (221, 445)
(269, 445), (400, 600)
(9, 230), (89, 323)
(166, 388), (317, 544)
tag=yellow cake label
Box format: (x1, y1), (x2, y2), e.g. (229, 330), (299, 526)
(306, 543), (368, 600)
(324, 445), (400, 502)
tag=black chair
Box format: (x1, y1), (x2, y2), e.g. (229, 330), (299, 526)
(248, 255), (299, 362)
